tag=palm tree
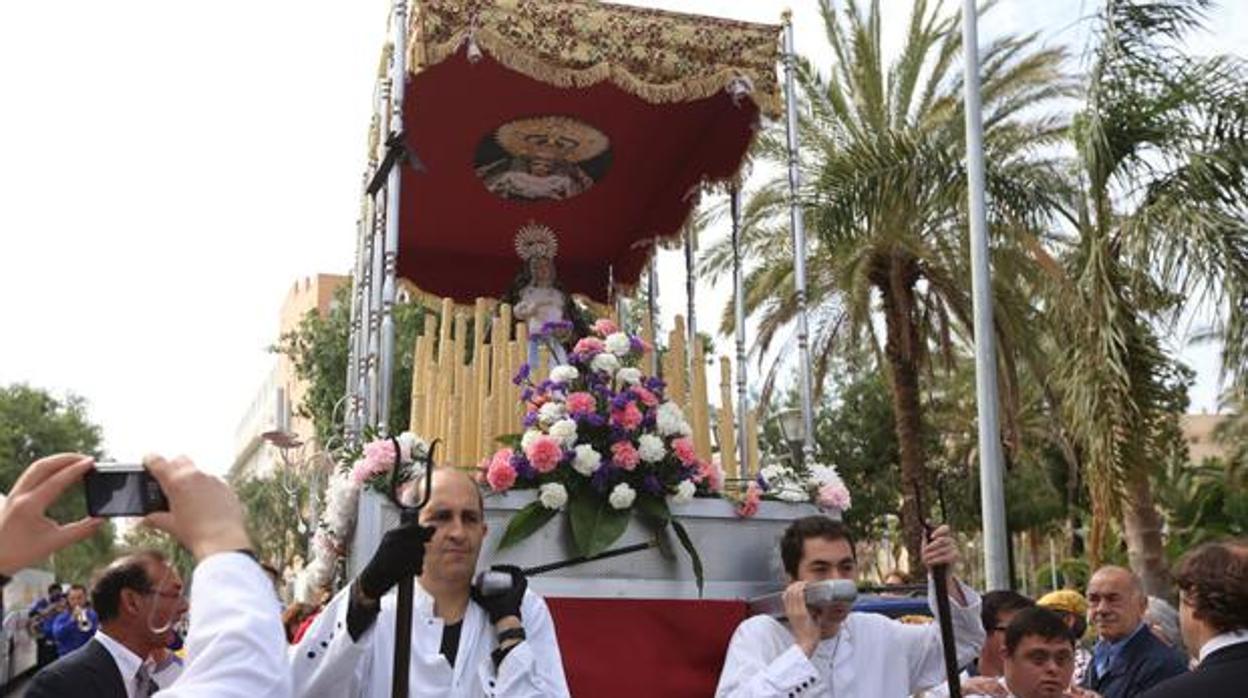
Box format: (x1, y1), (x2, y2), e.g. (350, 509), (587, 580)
(1053, 0), (1248, 596)
(700, 0), (1072, 567)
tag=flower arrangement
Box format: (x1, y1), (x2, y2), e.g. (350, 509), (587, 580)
(295, 430), (428, 602)
(482, 318), (720, 573)
(735, 459), (852, 518)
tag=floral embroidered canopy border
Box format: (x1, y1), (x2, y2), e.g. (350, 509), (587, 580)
(395, 0), (783, 304)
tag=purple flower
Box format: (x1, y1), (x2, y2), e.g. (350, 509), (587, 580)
(644, 377), (665, 392)
(755, 473), (769, 492)
(591, 465), (611, 492)
(611, 394), (631, 410)
(642, 474), (663, 495)
(512, 363), (531, 385)
(629, 336), (647, 354)
(522, 412), (539, 428)
(520, 387), (534, 402)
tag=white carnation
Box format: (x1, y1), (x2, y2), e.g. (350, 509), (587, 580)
(671, 479), (696, 504)
(656, 401), (692, 437)
(608, 482), (637, 510)
(549, 418), (579, 447)
(549, 364), (579, 384)
(605, 332), (632, 357)
(572, 444), (602, 476)
(538, 401), (566, 425)
(520, 429), (543, 450)
(760, 464), (787, 484)
(637, 434), (666, 463)
(807, 463), (841, 487)
(538, 482), (569, 510)
(590, 352), (621, 374)
(775, 485), (809, 502)
(396, 431), (427, 462)
(616, 367), (643, 385)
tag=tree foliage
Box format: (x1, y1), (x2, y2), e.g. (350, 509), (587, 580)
(0, 383), (116, 583)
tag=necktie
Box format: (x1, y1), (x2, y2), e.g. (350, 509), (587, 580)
(135, 666), (159, 697)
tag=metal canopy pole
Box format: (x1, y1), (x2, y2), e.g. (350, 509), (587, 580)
(960, 0), (1009, 591)
(684, 225), (697, 350)
(344, 210), (367, 443)
(377, 2), (408, 437)
(367, 66), (393, 429)
(730, 185), (749, 476)
(647, 242), (660, 376)
(782, 13), (815, 463)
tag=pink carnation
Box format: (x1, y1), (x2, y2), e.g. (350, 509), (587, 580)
(611, 402), (644, 431)
(349, 458), (377, 484)
(566, 391), (597, 415)
(611, 441), (640, 470)
(591, 319), (618, 336)
(818, 483), (852, 511)
(363, 439), (398, 468)
(736, 482), (761, 518)
(573, 337), (605, 355)
(525, 436), (563, 473)
(699, 459), (724, 492)
(632, 386), (659, 407)
(486, 449), (517, 492)
(672, 437), (697, 466)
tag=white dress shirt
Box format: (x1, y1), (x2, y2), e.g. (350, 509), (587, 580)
(716, 580), (985, 698)
(290, 581), (570, 698)
(94, 630), (146, 698)
(1199, 629), (1248, 664)
(159, 552), (291, 698)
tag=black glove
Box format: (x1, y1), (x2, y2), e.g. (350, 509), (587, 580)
(470, 564), (527, 624)
(357, 520), (435, 601)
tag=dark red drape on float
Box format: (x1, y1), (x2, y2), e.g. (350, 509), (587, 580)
(546, 597), (747, 697)
(397, 49), (760, 305)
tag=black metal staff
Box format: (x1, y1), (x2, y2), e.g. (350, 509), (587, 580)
(915, 479), (962, 698)
(389, 438), (436, 698)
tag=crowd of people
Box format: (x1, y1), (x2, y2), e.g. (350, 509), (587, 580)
(0, 453), (1244, 697)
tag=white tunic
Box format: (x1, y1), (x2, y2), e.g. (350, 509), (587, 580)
(716, 581), (985, 698)
(162, 552), (291, 698)
(290, 581), (570, 698)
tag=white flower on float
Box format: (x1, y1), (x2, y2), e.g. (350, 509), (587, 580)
(396, 432), (428, 462)
(538, 401), (566, 425)
(604, 332), (632, 357)
(539, 482), (569, 510)
(520, 429), (543, 450)
(616, 367), (643, 386)
(656, 402), (692, 437)
(572, 444), (602, 476)
(549, 364), (579, 384)
(590, 352), (621, 374)
(608, 482), (637, 510)
(637, 434), (666, 463)
(549, 418), (579, 447)
(671, 479), (696, 504)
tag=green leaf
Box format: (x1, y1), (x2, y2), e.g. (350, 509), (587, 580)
(498, 500), (559, 550)
(568, 494), (631, 558)
(671, 518), (704, 598)
(633, 494), (671, 525)
(494, 433), (523, 449)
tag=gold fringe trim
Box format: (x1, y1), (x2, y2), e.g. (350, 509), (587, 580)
(408, 26), (782, 118)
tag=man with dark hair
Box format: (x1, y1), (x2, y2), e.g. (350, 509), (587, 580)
(716, 516), (985, 697)
(965, 607), (1101, 698)
(27, 583), (66, 668)
(1083, 566), (1187, 697)
(1139, 539), (1248, 698)
(49, 582), (97, 656)
(27, 550), (189, 697)
(1037, 589), (1092, 685)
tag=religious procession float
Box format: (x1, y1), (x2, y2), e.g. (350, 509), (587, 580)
(293, 2), (856, 695)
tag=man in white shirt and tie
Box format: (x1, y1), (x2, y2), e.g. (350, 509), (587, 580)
(716, 516), (985, 697)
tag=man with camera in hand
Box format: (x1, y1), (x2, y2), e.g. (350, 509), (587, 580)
(290, 467), (570, 697)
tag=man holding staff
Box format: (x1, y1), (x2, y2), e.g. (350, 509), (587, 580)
(290, 467), (570, 697)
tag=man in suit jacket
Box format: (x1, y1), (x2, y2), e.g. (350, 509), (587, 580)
(27, 550), (188, 698)
(1140, 539), (1248, 698)
(1081, 566), (1187, 698)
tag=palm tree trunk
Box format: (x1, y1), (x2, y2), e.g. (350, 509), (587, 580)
(1121, 469), (1173, 600)
(878, 258), (927, 573)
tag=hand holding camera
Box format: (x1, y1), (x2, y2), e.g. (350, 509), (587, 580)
(0, 454), (103, 576)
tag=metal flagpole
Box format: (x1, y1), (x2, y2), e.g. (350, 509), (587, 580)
(377, 1), (408, 437)
(731, 185), (749, 476)
(782, 12), (815, 463)
(960, 0), (1009, 591)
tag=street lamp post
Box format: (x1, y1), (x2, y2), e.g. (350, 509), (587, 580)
(777, 408), (806, 468)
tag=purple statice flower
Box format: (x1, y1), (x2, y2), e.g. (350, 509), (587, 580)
(537, 320), (574, 339)
(755, 473), (770, 492)
(522, 412), (539, 428)
(512, 363), (531, 386)
(642, 474), (663, 495)
(640, 413), (657, 430)
(590, 464), (612, 493)
(611, 393), (632, 410)
(512, 452), (536, 481)
(520, 387), (534, 402)
(644, 377), (665, 392)
(583, 413), (608, 428)
(629, 336), (647, 354)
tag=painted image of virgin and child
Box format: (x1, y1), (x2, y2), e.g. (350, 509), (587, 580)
(475, 115), (612, 202)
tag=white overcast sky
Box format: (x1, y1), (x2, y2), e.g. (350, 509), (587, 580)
(2, 1), (1244, 476)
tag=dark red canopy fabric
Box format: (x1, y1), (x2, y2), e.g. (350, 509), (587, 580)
(397, 49), (761, 305)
